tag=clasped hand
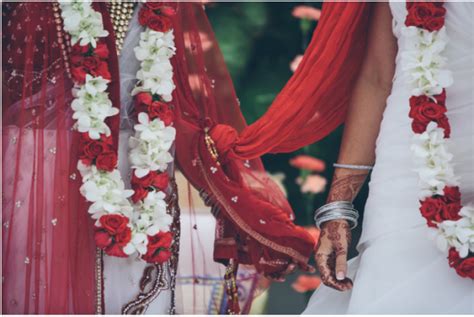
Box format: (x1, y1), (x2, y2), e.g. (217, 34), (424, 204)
(315, 219), (353, 291)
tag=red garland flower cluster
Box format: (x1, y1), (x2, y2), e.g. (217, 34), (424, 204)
(420, 186), (462, 227)
(79, 133), (118, 172)
(135, 92), (175, 126)
(70, 42), (111, 84)
(409, 90), (450, 137)
(448, 248), (474, 278)
(405, 1), (446, 32)
(142, 231), (173, 263)
(138, 2), (176, 32)
(131, 171), (169, 203)
(95, 214), (132, 257)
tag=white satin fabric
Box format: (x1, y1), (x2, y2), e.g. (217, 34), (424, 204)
(304, 2), (474, 314)
(103, 5), (171, 314)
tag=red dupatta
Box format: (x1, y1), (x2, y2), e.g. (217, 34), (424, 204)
(170, 1), (373, 280)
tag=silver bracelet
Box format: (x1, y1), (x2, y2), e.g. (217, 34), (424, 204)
(314, 201), (353, 217)
(314, 201), (359, 229)
(333, 163), (373, 170)
(316, 214), (358, 229)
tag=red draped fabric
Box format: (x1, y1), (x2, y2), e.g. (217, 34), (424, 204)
(171, 2), (373, 277)
(2, 3), (120, 313)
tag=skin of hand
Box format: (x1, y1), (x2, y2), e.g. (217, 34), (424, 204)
(315, 2), (397, 292)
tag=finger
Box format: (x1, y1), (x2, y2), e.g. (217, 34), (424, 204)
(335, 252), (348, 281)
(317, 253), (353, 292)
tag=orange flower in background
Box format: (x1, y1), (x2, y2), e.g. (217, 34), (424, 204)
(292, 5), (321, 21)
(297, 174), (327, 194)
(290, 155), (326, 172)
(291, 275), (321, 293)
(290, 55), (303, 72)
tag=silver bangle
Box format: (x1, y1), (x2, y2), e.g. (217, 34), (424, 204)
(316, 214), (358, 229)
(333, 163), (373, 170)
(314, 201), (359, 229)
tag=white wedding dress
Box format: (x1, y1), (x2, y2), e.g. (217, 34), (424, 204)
(304, 2), (474, 314)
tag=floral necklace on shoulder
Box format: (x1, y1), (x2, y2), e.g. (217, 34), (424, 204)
(402, 1), (473, 279)
(59, 1), (178, 263)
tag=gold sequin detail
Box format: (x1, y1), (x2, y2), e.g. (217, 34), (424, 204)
(107, 1), (136, 55)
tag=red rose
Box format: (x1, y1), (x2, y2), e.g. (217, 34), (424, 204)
(409, 101), (446, 123)
(131, 186), (149, 203)
(436, 115), (451, 138)
(138, 7), (153, 26)
(95, 214), (132, 257)
(434, 89), (447, 106)
(94, 42), (109, 59)
(83, 56), (100, 69)
(142, 231), (173, 263)
(149, 231), (173, 249)
(96, 152), (118, 171)
(448, 248), (474, 279)
(443, 186), (461, 203)
(149, 101), (175, 125)
(456, 258), (474, 279)
(100, 214), (129, 234)
(405, 2), (445, 30)
(136, 92), (153, 106)
(409, 95), (430, 108)
(79, 133), (114, 165)
(71, 66), (88, 84)
(425, 16), (445, 32)
(419, 197), (444, 227)
(132, 171), (169, 191)
(94, 230), (112, 248)
(441, 202), (462, 221)
(105, 243), (128, 257)
(91, 61), (111, 80)
(413, 4), (433, 21)
(72, 43), (89, 55)
(411, 119), (429, 134)
(147, 15), (172, 32)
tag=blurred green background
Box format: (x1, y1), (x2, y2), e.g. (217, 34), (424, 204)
(205, 2), (369, 313)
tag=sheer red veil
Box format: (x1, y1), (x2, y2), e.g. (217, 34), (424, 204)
(171, 1), (372, 279)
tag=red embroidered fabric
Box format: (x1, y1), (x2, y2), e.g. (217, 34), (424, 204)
(170, 2), (373, 276)
(2, 3), (120, 313)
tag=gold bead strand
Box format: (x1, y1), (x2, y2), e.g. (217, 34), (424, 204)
(106, 1), (136, 55)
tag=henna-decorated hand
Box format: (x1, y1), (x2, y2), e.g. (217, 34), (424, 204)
(315, 219), (353, 291)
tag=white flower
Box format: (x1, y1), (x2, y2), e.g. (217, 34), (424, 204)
(128, 111), (176, 175)
(411, 123), (459, 197)
(134, 113), (176, 144)
(77, 162), (133, 218)
(123, 232), (148, 255)
(132, 191), (172, 235)
(134, 59), (175, 101)
(71, 76), (118, 139)
(436, 205), (474, 258)
(400, 26), (453, 96)
(134, 29), (176, 61)
(59, 1), (108, 47)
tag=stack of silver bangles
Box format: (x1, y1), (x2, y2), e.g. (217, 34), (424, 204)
(314, 201), (359, 229)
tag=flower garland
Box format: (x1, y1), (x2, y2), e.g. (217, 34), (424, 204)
(402, 2), (473, 278)
(59, 1), (177, 263)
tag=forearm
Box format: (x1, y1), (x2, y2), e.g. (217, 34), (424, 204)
(327, 3), (397, 204)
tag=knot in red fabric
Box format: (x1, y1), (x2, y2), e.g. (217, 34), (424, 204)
(209, 124), (239, 162)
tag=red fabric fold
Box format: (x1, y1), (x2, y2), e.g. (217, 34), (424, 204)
(170, 2), (373, 277)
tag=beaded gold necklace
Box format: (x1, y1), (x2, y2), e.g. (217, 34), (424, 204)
(106, 1), (136, 55)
